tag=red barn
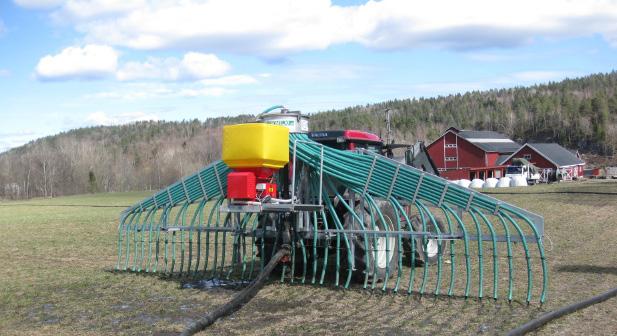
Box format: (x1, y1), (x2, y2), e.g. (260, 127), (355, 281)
(426, 127), (521, 180)
(502, 143), (585, 181)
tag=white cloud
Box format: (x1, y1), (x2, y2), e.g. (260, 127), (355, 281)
(0, 69), (10, 77)
(85, 78), (248, 100)
(116, 52), (230, 81)
(180, 53), (230, 79)
(35, 44), (118, 80)
(18, 0), (617, 55)
(35, 47), (232, 82)
(52, 0), (145, 20)
(85, 111), (159, 126)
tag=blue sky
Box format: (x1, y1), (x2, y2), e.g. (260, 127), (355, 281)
(1, 0), (617, 152)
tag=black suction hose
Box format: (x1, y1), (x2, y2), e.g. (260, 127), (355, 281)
(507, 286), (617, 335)
(181, 248), (290, 336)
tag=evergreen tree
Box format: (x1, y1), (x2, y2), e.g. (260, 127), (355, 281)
(88, 170), (98, 193)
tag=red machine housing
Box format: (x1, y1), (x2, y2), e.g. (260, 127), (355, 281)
(227, 172), (256, 200)
(226, 168), (277, 200)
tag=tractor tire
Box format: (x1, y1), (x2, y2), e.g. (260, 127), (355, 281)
(343, 202), (400, 283)
(405, 215), (446, 266)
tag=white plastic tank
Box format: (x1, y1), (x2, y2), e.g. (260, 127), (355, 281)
(258, 106), (309, 133)
(458, 179), (472, 188)
(470, 179), (485, 189)
(497, 177), (511, 188)
(484, 178), (498, 188)
(510, 176), (528, 187)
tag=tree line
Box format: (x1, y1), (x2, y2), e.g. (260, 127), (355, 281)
(1, 72), (616, 199)
(311, 71), (617, 154)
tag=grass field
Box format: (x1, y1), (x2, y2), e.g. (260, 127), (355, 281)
(1, 181), (616, 335)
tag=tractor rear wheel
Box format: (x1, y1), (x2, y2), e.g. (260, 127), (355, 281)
(344, 204), (400, 283)
(406, 215), (446, 266)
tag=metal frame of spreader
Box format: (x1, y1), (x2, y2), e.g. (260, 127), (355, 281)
(116, 132), (548, 303)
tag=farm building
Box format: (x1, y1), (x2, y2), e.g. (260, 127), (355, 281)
(426, 127), (521, 180)
(502, 143), (585, 181)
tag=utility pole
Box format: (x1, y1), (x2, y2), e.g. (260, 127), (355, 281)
(385, 108), (392, 145)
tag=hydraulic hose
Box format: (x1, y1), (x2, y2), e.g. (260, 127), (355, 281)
(507, 286), (617, 335)
(181, 248), (290, 336)
(258, 105), (286, 116)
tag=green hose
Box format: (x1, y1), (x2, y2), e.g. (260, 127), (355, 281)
(288, 133), (547, 302)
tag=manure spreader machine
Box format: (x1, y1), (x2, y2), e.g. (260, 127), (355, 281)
(116, 106), (548, 305)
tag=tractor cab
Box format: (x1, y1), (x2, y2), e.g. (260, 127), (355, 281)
(309, 129), (439, 176)
(308, 130), (384, 153)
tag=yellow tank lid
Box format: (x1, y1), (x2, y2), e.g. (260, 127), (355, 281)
(222, 123), (289, 169)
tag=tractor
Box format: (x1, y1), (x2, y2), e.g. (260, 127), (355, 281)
(254, 127), (444, 282)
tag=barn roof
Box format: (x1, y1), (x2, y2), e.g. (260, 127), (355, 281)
(458, 130), (509, 139)
(526, 143), (585, 167)
(496, 154), (511, 165)
(457, 130), (521, 153)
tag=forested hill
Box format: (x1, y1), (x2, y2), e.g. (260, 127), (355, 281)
(1, 71), (616, 199)
(312, 71), (617, 152)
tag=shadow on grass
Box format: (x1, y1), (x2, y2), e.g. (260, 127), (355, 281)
(557, 265), (617, 275)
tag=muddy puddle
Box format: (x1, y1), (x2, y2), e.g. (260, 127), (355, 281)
(181, 278), (250, 290)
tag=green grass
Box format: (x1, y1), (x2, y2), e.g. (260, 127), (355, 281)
(1, 182), (616, 335)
